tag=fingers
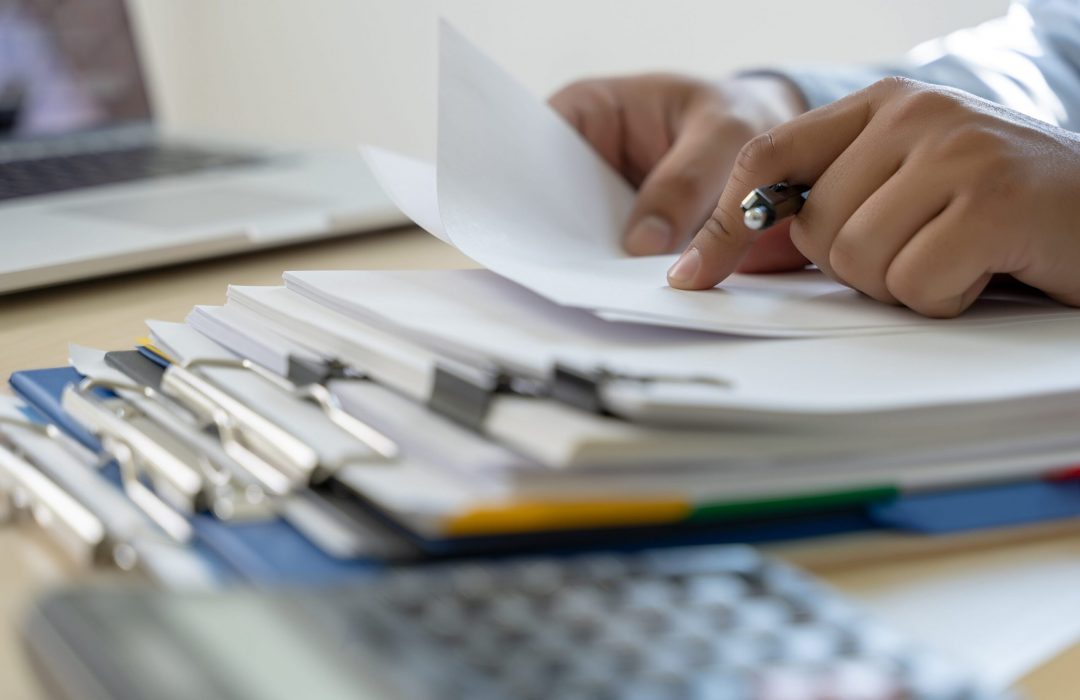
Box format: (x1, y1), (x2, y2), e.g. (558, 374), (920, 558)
(736, 219), (808, 273)
(625, 110), (748, 255)
(827, 161), (953, 303)
(885, 202), (997, 317)
(548, 81), (625, 173)
(669, 84), (878, 289)
(787, 126), (904, 284)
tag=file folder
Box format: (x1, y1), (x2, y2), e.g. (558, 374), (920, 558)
(11, 367), (393, 586)
(14, 364), (1080, 587)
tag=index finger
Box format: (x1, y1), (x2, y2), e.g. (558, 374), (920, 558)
(667, 81), (887, 290)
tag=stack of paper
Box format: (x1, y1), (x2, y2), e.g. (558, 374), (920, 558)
(37, 23), (1080, 544)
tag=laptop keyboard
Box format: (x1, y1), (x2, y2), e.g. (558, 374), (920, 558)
(0, 144), (260, 202)
(311, 546), (1005, 700)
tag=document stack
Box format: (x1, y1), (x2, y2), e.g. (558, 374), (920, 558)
(5, 23), (1080, 586)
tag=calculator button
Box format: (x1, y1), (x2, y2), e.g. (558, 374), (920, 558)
(719, 630), (783, 667)
(903, 652), (977, 700)
(688, 671), (753, 700)
(686, 576), (750, 607)
(819, 659), (903, 700)
(733, 596), (793, 631)
(510, 559), (566, 596)
(448, 563), (498, 601)
(849, 622), (910, 658)
(421, 596), (468, 641)
(487, 592), (537, 635)
(573, 554), (633, 585)
(754, 664), (825, 700)
(777, 623), (846, 664)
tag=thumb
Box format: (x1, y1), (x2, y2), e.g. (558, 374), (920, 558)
(623, 111), (747, 255)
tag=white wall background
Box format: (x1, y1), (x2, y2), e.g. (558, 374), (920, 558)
(127, 0), (1009, 158)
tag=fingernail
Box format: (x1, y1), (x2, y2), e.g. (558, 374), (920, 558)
(626, 216), (673, 255)
(667, 247), (701, 286)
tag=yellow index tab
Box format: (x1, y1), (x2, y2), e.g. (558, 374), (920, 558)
(444, 500), (690, 537)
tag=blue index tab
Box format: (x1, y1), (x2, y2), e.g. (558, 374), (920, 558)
(10, 367), (103, 450)
(10, 366), (384, 586)
(870, 480), (1080, 534)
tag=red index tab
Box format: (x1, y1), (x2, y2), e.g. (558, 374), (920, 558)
(1045, 465), (1080, 482)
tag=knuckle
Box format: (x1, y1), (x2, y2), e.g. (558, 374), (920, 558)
(927, 123), (1002, 160)
(733, 131), (778, 178)
(700, 205), (748, 248)
(885, 260), (962, 318)
(657, 171), (708, 206)
(787, 215), (812, 251)
(828, 237), (897, 303)
(695, 106), (756, 143)
(827, 236), (860, 283)
(550, 78), (612, 111)
(872, 75), (926, 96)
(884, 258), (925, 310)
(884, 85), (958, 127)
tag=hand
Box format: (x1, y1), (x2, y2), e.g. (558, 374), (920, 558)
(668, 77), (1080, 317)
(549, 73), (806, 256)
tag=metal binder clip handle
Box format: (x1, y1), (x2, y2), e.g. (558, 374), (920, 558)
(428, 364), (498, 430)
(0, 417), (221, 582)
(177, 356), (400, 476)
(294, 383), (398, 461)
(551, 363), (733, 415)
(65, 380), (206, 512)
(0, 421), (108, 568)
(162, 361), (318, 484)
(208, 356), (398, 462)
(550, 365), (607, 414)
(107, 438), (193, 544)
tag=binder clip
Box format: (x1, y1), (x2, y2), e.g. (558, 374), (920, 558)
(63, 378), (274, 543)
(160, 357), (398, 485)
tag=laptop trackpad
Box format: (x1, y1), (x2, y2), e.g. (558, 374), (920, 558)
(56, 186), (324, 231)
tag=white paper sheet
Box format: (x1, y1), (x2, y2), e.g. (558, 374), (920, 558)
(359, 146), (450, 243)
(286, 268), (1080, 423)
(361, 23), (1080, 337)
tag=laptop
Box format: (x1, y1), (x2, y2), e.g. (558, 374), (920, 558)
(0, 0), (406, 294)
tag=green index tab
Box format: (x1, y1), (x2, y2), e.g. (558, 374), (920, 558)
(688, 486), (900, 523)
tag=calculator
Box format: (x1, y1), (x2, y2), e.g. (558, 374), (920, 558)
(25, 545), (1009, 700)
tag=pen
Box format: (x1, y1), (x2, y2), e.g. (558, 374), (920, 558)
(740, 182), (810, 230)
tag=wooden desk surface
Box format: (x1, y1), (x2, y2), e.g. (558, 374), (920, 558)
(1, 228), (1077, 699)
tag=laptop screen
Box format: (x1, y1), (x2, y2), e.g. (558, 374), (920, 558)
(0, 0), (151, 139)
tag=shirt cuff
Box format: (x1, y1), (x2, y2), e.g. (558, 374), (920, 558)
(742, 65), (903, 110)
